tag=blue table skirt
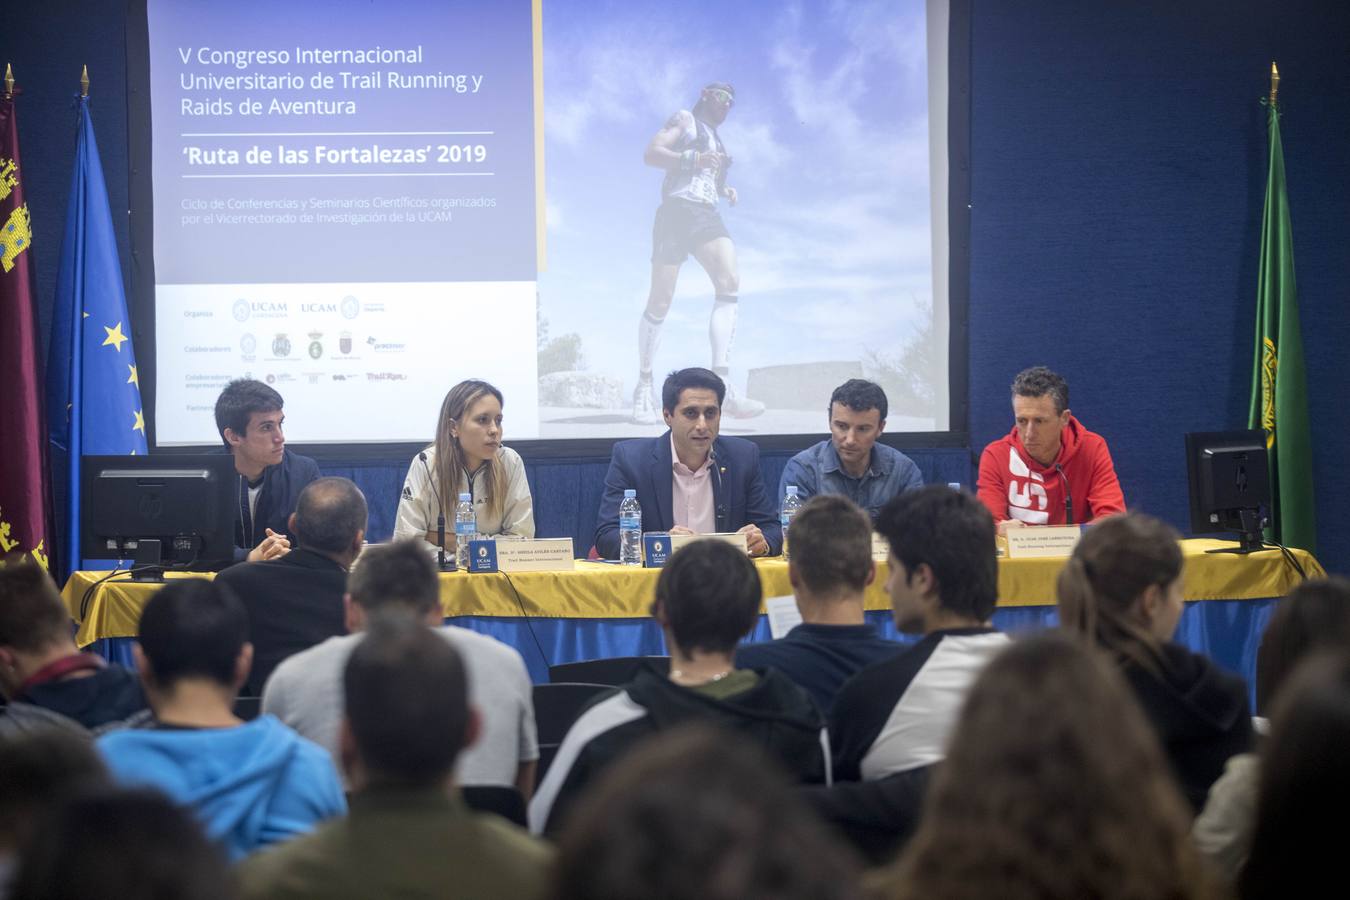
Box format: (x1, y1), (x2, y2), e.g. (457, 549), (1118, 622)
(88, 598), (1278, 708)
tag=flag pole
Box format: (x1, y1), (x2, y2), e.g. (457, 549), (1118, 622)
(80, 64), (89, 98)
(1269, 62), (1279, 107)
(4, 63), (13, 100)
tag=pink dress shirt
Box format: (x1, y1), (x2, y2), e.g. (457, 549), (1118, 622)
(670, 434), (716, 534)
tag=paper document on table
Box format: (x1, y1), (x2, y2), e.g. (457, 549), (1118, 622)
(765, 595), (803, 639)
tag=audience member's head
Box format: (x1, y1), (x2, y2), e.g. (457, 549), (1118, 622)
(345, 539), (441, 631)
(0, 729), (107, 860)
(0, 558), (76, 698)
(1241, 653), (1350, 900)
(788, 495), (875, 605)
(289, 476), (367, 560)
(135, 579), (250, 698)
(10, 786), (234, 900)
(879, 632), (1210, 900)
(551, 724), (862, 900)
(875, 485), (997, 633)
(652, 540), (761, 657)
(341, 616), (474, 790)
(1057, 513), (1183, 674)
(1255, 576), (1350, 715)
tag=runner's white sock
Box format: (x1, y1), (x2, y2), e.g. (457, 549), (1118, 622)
(638, 310), (666, 379)
(709, 294), (738, 370)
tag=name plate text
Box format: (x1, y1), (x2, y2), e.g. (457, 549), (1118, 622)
(1002, 525), (1084, 559)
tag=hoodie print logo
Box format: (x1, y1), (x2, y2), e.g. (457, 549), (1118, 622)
(1006, 446), (1049, 524)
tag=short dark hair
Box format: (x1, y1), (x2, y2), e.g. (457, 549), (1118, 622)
(344, 617), (469, 786)
(292, 477), (367, 555)
(876, 486), (997, 621)
(788, 495), (873, 596)
(213, 378), (283, 449)
(653, 540), (760, 655)
(347, 540), (440, 617)
(829, 379), (888, 422)
(0, 557), (71, 653)
(1011, 366), (1069, 414)
(662, 367), (725, 415)
(137, 580), (247, 688)
(553, 725), (860, 900)
(1256, 577), (1350, 714)
(0, 730), (108, 848)
(11, 786), (233, 900)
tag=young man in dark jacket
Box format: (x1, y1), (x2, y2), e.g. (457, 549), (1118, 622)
(528, 539), (827, 835)
(214, 378), (320, 562)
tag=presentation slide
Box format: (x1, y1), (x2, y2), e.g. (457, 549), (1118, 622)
(146, 0), (943, 445)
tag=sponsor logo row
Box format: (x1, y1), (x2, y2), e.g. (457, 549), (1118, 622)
(237, 331), (407, 361)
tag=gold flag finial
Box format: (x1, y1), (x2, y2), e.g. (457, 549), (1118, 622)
(1269, 61), (1280, 107)
(4, 64), (13, 100)
(80, 65), (90, 98)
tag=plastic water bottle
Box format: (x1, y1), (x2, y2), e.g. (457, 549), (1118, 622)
(781, 485), (803, 559)
(454, 492), (476, 570)
(619, 489), (642, 566)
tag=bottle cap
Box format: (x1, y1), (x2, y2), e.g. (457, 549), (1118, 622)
(623, 489), (636, 498)
(787, 485), (799, 495)
(458, 492), (471, 502)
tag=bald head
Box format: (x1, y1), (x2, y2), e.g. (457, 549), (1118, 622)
(292, 477), (367, 556)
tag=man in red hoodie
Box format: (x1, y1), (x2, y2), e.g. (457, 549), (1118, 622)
(977, 367), (1125, 530)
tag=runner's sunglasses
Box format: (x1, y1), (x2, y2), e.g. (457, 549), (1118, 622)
(706, 88), (734, 107)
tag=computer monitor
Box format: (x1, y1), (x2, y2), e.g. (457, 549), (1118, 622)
(1184, 430), (1270, 554)
(81, 455), (237, 576)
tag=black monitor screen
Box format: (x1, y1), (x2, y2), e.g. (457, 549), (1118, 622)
(82, 455), (236, 568)
(1184, 430), (1270, 537)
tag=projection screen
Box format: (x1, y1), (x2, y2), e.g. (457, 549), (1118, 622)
(135, 0), (956, 446)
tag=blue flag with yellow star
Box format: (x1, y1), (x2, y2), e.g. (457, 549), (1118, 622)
(46, 95), (147, 577)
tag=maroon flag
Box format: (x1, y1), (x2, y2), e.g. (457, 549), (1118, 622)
(0, 81), (55, 571)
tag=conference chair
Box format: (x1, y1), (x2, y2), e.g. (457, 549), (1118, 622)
(799, 765), (934, 865)
(548, 656), (670, 686)
(233, 695), (262, 721)
(532, 682), (611, 782)
(461, 785), (527, 827)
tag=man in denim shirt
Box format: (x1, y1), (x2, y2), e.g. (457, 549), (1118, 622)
(779, 380), (923, 520)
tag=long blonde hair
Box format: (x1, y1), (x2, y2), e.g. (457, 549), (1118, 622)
(1056, 513), (1183, 677)
(432, 380), (507, 523)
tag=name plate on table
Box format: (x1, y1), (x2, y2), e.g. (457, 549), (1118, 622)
(468, 538), (575, 573)
(643, 532), (749, 567)
(1001, 525), (1084, 559)
(871, 533), (890, 562)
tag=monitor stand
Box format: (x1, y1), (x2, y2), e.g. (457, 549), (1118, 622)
(130, 539), (167, 582)
(1205, 509), (1266, 556)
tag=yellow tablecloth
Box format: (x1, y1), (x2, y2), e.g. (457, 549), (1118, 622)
(60, 538), (1322, 648)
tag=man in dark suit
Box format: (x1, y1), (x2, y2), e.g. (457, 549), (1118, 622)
(594, 367), (781, 559)
(215, 477), (366, 695)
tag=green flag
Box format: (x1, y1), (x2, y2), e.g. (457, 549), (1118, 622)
(1248, 101), (1315, 552)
